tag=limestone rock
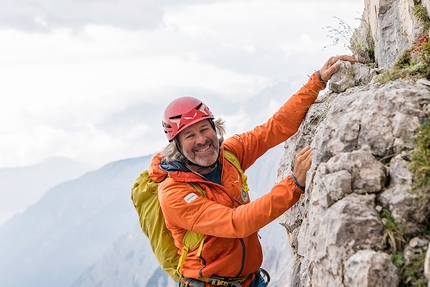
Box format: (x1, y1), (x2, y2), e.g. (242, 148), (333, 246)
(329, 61), (375, 93)
(277, 73), (430, 287)
(344, 250), (399, 287)
(379, 185), (428, 235)
(389, 153), (412, 186)
(360, 0), (424, 69)
(423, 0), (430, 17)
(317, 151), (387, 194)
(272, 2), (430, 286)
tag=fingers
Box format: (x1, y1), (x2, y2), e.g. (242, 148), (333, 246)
(327, 55), (358, 67)
(293, 146), (313, 187)
(297, 146), (313, 171)
(296, 145), (312, 160)
(320, 54), (359, 82)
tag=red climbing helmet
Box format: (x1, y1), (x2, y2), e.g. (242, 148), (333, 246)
(162, 96), (214, 141)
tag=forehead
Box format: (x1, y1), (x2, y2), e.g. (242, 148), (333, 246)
(179, 120), (210, 137)
(180, 119), (210, 134)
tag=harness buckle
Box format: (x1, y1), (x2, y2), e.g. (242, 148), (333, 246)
(181, 274), (249, 287)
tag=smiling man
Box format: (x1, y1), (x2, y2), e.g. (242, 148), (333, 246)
(175, 113), (220, 171)
(149, 54), (358, 287)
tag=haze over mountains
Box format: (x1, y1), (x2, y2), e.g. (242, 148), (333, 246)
(0, 157), (96, 225)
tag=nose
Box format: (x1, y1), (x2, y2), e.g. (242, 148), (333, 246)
(195, 132), (207, 144)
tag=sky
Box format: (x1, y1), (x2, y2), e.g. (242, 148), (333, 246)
(0, 0), (364, 169)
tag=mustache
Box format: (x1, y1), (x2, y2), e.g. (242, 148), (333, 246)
(195, 139), (213, 150)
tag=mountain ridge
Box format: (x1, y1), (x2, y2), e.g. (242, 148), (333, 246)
(0, 156), (96, 225)
(0, 154), (152, 287)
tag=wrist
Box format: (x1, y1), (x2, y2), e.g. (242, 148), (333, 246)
(317, 70), (327, 85)
(291, 174), (305, 192)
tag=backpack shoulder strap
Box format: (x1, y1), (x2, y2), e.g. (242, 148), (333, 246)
(189, 182), (206, 197)
(177, 182), (206, 278)
(223, 149), (249, 192)
(177, 151), (250, 278)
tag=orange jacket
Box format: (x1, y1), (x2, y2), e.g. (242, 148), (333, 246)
(151, 72), (324, 286)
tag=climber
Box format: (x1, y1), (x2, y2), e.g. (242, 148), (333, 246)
(153, 54), (358, 287)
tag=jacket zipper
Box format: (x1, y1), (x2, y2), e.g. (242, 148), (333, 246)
(190, 164), (246, 276)
(235, 238), (246, 277)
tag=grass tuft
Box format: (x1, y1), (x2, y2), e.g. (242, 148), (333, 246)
(380, 208), (406, 253)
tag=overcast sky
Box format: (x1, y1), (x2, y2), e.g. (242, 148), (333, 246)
(1, 0), (364, 169)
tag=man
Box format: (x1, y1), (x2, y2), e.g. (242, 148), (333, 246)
(149, 55), (357, 287)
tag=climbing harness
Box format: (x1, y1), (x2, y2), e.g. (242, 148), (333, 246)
(179, 268), (270, 287)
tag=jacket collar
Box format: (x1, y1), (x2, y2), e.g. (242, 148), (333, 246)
(159, 157), (190, 173)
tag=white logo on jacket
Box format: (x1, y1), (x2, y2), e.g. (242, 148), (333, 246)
(184, 193), (198, 203)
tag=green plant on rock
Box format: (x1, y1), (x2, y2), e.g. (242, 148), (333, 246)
(401, 252), (428, 287)
(410, 117), (430, 216)
(366, 46), (375, 64)
(412, 34), (430, 64)
(409, 2), (430, 79)
(376, 48), (415, 84)
(380, 208), (406, 253)
(351, 19), (375, 65)
(391, 252), (405, 268)
(395, 48), (414, 69)
(413, 3), (430, 31)
(379, 209), (428, 286)
(377, 2), (430, 83)
(378, 7), (430, 286)
(397, 117), (430, 287)
(411, 118), (430, 188)
(377, 37), (430, 84)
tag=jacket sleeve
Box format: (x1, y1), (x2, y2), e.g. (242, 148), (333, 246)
(223, 71), (324, 171)
(159, 176), (304, 238)
(159, 72), (324, 239)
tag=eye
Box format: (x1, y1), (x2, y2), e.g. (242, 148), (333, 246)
(185, 133), (194, 139)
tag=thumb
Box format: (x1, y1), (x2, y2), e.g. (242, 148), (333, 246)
(321, 62), (341, 82)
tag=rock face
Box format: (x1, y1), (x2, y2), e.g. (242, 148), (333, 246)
(276, 60), (430, 286)
(274, 1), (430, 286)
(354, 0), (427, 68)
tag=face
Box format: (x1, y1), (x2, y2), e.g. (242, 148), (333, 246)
(177, 120), (219, 168)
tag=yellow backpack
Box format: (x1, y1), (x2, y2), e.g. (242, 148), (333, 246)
(131, 150), (248, 282)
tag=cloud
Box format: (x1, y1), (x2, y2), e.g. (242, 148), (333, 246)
(0, 0), (363, 35)
(0, 0), (364, 169)
(0, 0), (228, 32)
(163, 1), (363, 79)
(1, 0), (168, 32)
(0, 84), (245, 168)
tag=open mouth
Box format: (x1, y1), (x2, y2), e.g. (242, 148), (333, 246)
(195, 144), (212, 153)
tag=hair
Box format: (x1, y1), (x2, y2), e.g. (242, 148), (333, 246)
(161, 118), (226, 162)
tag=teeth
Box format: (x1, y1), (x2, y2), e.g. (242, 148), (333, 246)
(196, 145), (210, 152)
